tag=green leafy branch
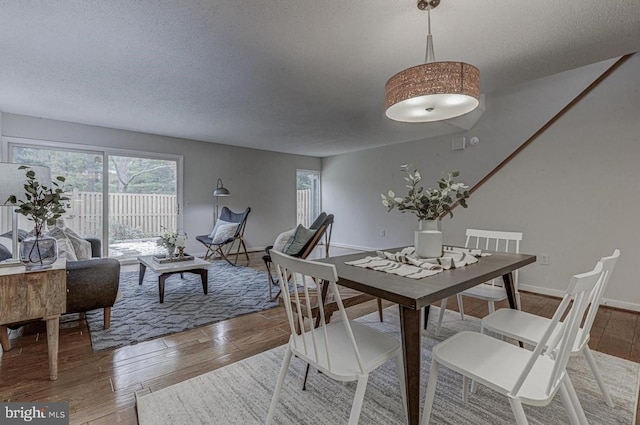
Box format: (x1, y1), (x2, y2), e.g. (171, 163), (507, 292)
(381, 165), (469, 221)
(6, 165), (70, 236)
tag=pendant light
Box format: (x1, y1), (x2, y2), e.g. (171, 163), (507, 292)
(385, 0), (480, 123)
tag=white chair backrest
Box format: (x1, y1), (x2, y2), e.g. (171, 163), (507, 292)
(576, 249), (620, 350)
(511, 262), (603, 398)
(270, 250), (365, 375)
(465, 228), (523, 286)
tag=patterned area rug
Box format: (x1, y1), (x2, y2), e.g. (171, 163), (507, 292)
(136, 307), (639, 425)
(85, 261), (278, 351)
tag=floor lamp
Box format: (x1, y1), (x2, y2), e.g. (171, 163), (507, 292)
(213, 178), (230, 225)
(0, 163), (51, 263)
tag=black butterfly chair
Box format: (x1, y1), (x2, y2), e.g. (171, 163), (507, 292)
(196, 206), (251, 265)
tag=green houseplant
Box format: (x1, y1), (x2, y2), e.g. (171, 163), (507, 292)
(381, 165), (470, 258)
(6, 165), (69, 269)
(381, 165), (469, 223)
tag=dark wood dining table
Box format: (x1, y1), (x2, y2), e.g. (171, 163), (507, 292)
(318, 247), (536, 425)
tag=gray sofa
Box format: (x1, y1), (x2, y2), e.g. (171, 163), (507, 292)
(65, 237), (120, 329)
(0, 234), (119, 330)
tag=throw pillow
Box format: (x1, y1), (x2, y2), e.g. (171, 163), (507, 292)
(271, 228), (296, 252)
(0, 229), (28, 242)
(63, 227), (93, 260)
(283, 224), (316, 256)
(0, 241), (11, 261)
(46, 227), (78, 261)
(0, 236), (13, 255)
(208, 219), (235, 239)
(212, 223), (239, 244)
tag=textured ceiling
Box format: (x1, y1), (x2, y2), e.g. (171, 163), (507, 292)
(1, 1), (639, 157)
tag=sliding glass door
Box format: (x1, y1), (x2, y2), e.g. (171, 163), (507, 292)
(8, 141), (180, 262)
(11, 145), (105, 239)
(107, 155), (177, 261)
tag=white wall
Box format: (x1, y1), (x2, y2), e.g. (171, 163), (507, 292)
(322, 55), (640, 310)
(1, 113), (321, 254)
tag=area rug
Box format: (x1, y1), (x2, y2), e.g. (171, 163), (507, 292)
(85, 261), (278, 351)
(135, 307), (639, 424)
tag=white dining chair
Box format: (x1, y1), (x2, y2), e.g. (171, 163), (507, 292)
(422, 261), (604, 425)
(266, 250), (406, 425)
(481, 249), (620, 407)
(435, 228), (522, 336)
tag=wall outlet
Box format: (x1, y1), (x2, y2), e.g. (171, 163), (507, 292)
(379, 229), (386, 237)
(540, 254), (550, 265)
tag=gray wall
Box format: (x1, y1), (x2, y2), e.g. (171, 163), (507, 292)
(1, 113), (321, 254)
(322, 56), (639, 310)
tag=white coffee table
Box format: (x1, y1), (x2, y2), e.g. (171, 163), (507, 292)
(137, 255), (211, 303)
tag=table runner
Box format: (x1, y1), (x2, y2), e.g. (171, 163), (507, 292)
(345, 246), (486, 279)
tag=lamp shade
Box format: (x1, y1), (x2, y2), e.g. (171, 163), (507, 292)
(385, 61), (480, 122)
(0, 163), (52, 205)
(213, 178), (230, 197)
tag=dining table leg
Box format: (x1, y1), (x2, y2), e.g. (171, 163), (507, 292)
(502, 272), (517, 309)
(399, 305), (422, 425)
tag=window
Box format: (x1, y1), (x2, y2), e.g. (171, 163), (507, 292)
(6, 139), (181, 262)
(296, 170), (320, 227)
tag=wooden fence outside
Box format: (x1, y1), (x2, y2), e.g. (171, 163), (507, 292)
(65, 189), (177, 239)
(63, 189), (314, 240)
(297, 189), (313, 227)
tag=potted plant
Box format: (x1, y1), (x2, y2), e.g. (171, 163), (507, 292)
(157, 228), (186, 259)
(381, 165), (469, 257)
(6, 165), (69, 269)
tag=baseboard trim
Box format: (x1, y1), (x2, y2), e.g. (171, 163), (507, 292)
(520, 283), (640, 313)
(330, 241), (376, 252)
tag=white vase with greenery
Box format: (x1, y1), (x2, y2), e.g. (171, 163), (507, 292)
(381, 165), (469, 258)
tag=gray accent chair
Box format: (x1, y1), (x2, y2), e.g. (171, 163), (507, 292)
(65, 238), (120, 329)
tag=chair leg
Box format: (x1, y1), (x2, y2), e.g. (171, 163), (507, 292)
(563, 374), (590, 425)
(457, 293), (465, 320)
(266, 347), (293, 425)
(436, 297), (448, 336)
(508, 397), (530, 425)
(583, 345), (615, 407)
(421, 360), (440, 425)
(395, 353), (407, 420)
(558, 377), (583, 425)
(377, 298), (384, 322)
(462, 376), (470, 402)
(348, 375), (369, 425)
(488, 300), (495, 314)
(103, 307), (111, 330)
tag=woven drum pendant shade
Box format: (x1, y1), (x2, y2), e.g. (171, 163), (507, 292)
(385, 61), (480, 122)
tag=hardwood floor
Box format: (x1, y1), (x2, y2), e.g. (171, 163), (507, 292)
(1, 248), (639, 424)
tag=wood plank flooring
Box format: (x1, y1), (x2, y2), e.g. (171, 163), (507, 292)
(1, 248), (639, 424)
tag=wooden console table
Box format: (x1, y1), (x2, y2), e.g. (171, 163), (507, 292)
(0, 259), (66, 380)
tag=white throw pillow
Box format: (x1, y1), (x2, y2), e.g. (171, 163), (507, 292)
(271, 228), (296, 252)
(208, 219), (234, 239)
(212, 222), (239, 244)
(46, 227), (78, 261)
(63, 227), (93, 260)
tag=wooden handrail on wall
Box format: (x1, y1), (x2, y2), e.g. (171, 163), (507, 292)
(441, 53), (634, 219)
